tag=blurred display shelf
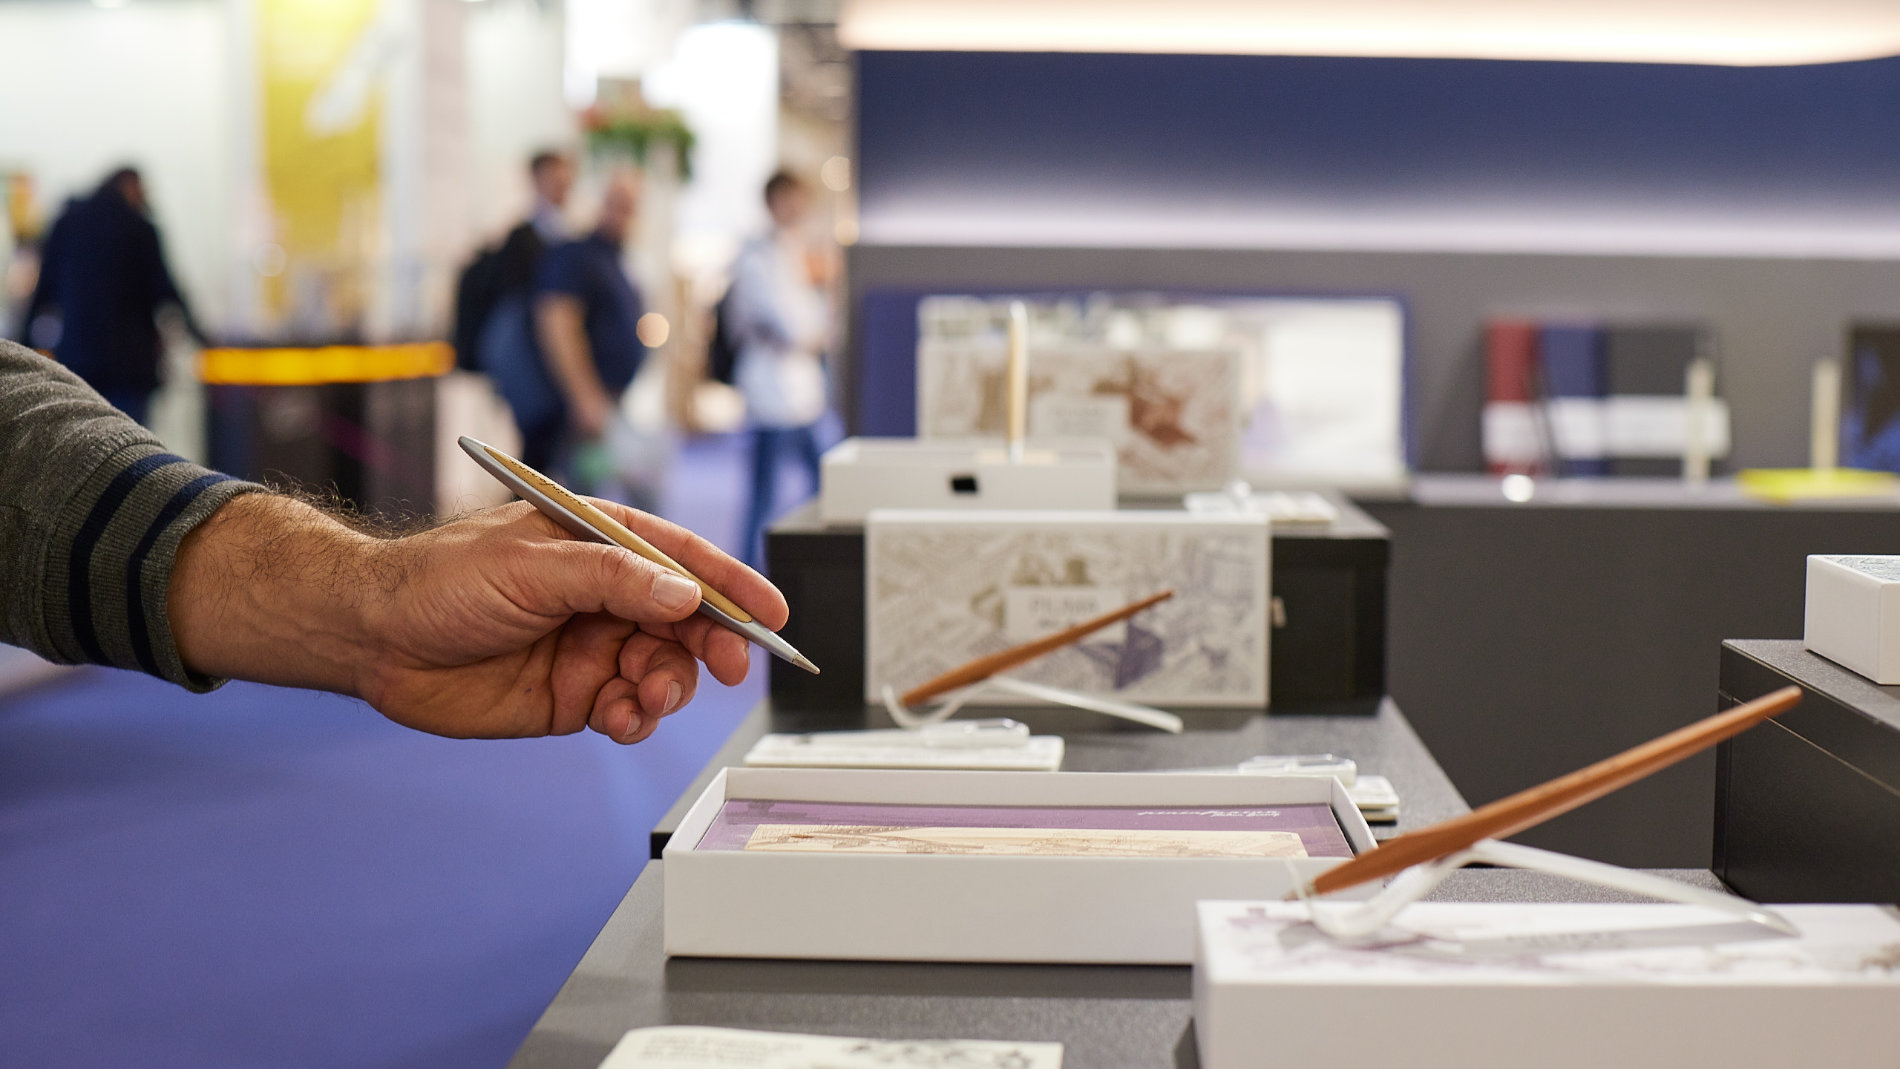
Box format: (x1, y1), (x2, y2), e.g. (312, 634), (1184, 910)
(1408, 473), (1900, 510)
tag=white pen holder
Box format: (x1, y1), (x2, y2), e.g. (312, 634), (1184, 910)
(819, 438), (1116, 522)
(1287, 838), (1796, 944)
(881, 676), (1185, 734)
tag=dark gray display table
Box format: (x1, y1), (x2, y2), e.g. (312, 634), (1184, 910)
(512, 695), (1518, 1068)
(1363, 475), (1900, 869)
(764, 494), (1390, 718)
(1715, 639), (1900, 905)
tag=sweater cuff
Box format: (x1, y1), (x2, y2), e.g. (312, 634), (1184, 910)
(43, 443), (268, 692)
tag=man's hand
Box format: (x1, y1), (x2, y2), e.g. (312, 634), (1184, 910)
(169, 494), (788, 743)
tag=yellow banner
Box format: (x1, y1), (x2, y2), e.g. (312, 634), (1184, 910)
(257, 0), (383, 323)
(200, 343), (452, 386)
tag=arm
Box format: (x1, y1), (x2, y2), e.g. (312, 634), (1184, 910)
(0, 339), (261, 684)
(170, 492), (785, 742)
(534, 293), (614, 439)
(142, 221), (211, 348)
(725, 242), (796, 351)
(0, 339), (786, 742)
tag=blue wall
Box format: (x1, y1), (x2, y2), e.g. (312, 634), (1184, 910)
(857, 51), (1900, 245)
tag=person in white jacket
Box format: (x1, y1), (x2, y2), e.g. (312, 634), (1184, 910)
(728, 170), (833, 564)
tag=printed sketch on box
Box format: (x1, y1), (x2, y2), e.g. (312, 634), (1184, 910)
(745, 825), (1309, 859)
(866, 516), (1270, 706)
(917, 340), (1243, 495)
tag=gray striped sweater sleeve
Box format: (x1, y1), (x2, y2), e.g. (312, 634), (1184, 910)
(0, 339), (267, 691)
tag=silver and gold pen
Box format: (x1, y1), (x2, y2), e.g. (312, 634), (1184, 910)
(458, 436), (819, 675)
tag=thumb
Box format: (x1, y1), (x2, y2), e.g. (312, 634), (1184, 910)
(536, 539), (704, 623)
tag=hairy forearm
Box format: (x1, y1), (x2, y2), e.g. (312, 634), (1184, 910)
(169, 494), (402, 696)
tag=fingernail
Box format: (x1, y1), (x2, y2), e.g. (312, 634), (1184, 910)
(618, 706), (643, 743)
(654, 572), (699, 612)
(662, 681), (683, 715)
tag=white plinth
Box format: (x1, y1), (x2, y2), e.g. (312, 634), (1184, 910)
(664, 768), (1374, 964)
(818, 438), (1116, 524)
(1804, 554), (1900, 684)
(1195, 901), (1900, 1069)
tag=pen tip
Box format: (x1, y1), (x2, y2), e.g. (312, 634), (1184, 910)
(794, 654), (821, 675)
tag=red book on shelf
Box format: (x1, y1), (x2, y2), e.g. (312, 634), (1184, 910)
(1483, 319), (1544, 475)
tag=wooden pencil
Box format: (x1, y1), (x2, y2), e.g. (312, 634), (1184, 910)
(899, 589), (1174, 707)
(1296, 684), (1803, 899)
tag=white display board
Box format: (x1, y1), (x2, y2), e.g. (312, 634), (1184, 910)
(917, 341), (1243, 495)
(917, 294), (1407, 491)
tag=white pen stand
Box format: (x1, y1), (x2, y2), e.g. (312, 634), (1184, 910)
(817, 438), (1116, 523)
(663, 768), (1374, 964)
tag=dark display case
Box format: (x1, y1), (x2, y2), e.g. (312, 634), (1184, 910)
(763, 494), (1389, 723)
(1714, 639), (1900, 904)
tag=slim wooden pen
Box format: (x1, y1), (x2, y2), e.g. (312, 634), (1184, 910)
(1005, 300), (1029, 464)
(900, 589), (1174, 707)
(1293, 684), (1803, 899)
(459, 436), (818, 674)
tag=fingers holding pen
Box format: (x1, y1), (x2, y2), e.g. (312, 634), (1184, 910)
(590, 499), (789, 630)
(640, 613), (751, 686)
(538, 539), (704, 624)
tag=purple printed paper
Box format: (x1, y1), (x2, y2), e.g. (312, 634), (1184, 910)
(695, 799), (1354, 857)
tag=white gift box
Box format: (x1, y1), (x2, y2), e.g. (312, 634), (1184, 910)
(818, 437), (1117, 523)
(1804, 554), (1900, 684)
(865, 509), (1271, 708)
(663, 768), (1374, 964)
(1193, 901), (1900, 1069)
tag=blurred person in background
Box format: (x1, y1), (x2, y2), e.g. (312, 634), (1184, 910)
(3, 171), (45, 339)
(15, 166), (208, 426)
(729, 169), (834, 566)
(521, 149), (575, 247)
(461, 149), (574, 464)
(531, 170), (649, 490)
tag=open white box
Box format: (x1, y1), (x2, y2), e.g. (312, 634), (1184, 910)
(663, 767), (1376, 964)
(818, 437), (1116, 523)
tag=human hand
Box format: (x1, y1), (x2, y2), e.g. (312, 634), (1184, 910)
(357, 500), (785, 742)
(571, 390), (614, 440)
(171, 494), (788, 743)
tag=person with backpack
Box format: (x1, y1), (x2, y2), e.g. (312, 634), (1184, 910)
(452, 150), (573, 472)
(727, 170), (834, 566)
(530, 171), (649, 480)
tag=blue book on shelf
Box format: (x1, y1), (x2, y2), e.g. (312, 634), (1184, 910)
(1538, 324), (1608, 475)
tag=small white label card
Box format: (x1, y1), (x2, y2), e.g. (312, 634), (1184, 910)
(1002, 584), (1130, 642)
(599, 1026), (1064, 1069)
(1029, 394), (1130, 439)
(866, 509), (1270, 706)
